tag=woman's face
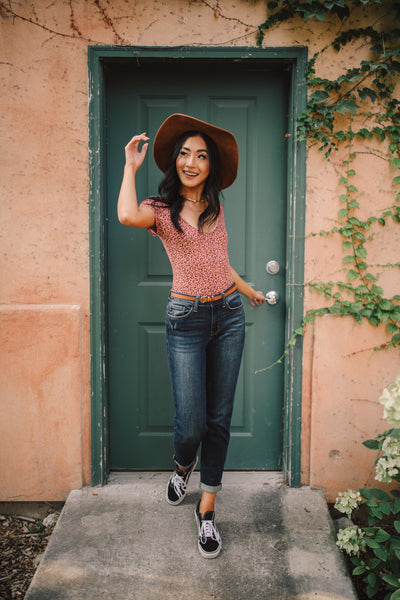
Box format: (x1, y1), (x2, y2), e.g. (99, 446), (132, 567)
(175, 135), (210, 194)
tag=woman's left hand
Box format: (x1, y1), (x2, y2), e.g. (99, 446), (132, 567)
(249, 291), (266, 306)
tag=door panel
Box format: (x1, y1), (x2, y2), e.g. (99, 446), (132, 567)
(105, 61), (289, 470)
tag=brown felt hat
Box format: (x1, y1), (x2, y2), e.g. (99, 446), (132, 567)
(153, 114), (239, 190)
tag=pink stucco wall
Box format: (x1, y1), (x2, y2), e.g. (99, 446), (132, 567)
(1, 0), (399, 502)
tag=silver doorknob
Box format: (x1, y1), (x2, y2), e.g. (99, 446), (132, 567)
(266, 260), (280, 275)
(265, 291), (279, 305)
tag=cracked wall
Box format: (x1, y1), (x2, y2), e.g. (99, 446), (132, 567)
(0, 0), (399, 501)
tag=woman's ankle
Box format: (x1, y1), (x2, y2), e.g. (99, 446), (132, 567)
(199, 491), (216, 515)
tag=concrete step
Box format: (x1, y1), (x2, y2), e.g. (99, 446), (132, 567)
(25, 472), (356, 600)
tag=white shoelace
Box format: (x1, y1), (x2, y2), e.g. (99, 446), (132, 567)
(170, 472), (186, 499)
(200, 519), (221, 544)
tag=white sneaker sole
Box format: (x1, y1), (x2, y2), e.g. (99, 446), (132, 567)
(194, 508), (222, 559)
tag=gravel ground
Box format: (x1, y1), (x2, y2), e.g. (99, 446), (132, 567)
(0, 511), (59, 600)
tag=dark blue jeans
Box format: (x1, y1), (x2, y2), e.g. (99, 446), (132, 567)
(166, 288), (245, 493)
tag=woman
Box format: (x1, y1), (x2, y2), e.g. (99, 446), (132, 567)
(117, 114), (265, 559)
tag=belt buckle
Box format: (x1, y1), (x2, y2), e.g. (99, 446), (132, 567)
(200, 295), (211, 303)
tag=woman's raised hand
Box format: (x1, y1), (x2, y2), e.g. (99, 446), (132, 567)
(124, 133), (149, 171)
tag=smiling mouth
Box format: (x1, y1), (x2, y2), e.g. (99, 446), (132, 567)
(183, 171), (198, 177)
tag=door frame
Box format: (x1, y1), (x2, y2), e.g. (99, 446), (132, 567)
(88, 45), (307, 487)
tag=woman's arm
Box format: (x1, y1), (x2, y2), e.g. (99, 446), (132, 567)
(230, 267), (266, 306)
(117, 133), (155, 228)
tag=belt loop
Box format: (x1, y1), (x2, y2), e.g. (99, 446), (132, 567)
(194, 296), (199, 312)
(221, 291), (226, 307)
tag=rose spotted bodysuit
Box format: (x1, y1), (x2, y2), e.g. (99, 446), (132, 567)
(141, 198), (233, 296)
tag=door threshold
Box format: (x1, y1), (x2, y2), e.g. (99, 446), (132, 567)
(107, 470), (285, 487)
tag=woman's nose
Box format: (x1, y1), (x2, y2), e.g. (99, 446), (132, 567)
(185, 154), (195, 166)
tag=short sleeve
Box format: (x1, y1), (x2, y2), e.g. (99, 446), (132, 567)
(140, 198), (158, 237)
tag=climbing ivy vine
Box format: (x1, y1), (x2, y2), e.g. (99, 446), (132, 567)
(258, 0), (400, 352)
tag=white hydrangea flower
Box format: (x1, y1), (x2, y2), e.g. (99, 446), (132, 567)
(336, 526), (366, 556)
(382, 436), (400, 458)
(375, 455), (400, 483)
(379, 372), (400, 427)
(373, 433), (400, 483)
(334, 489), (362, 518)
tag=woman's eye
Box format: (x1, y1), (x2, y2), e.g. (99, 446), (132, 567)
(198, 154), (208, 160)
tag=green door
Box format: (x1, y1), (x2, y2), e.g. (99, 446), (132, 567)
(106, 60), (289, 470)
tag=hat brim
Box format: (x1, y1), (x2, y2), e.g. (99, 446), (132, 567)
(153, 114), (239, 190)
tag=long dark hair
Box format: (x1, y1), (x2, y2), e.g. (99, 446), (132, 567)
(151, 131), (222, 233)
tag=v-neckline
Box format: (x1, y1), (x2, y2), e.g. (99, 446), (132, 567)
(179, 213), (220, 234)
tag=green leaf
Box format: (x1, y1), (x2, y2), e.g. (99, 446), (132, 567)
(373, 127), (386, 141)
(373, 545), (388, 561)
(359, 86), (377, 103)
(367, 583), (380, 598)
(336, 100), (359, 115)
(371, 507), (383, 519)
(357, 128), (373, 139)
(391, 535), (400, 549)
(348, 201), (360, 210)
(380, 299), (395, 311)
(338, 208), (349, 218)
(368, 557), (381, 570)
(355, 247), (367, 258)
(378, 502), (393, 516)
(382, 574), (400, 588)
(387, 323), (399, 335)
(391, 157), (400, 169)
(395, 521), (400, 534)
(362, 488), (392, 501)
(335, 131), (347, 141)
(311, 90), (330, 102)
(393, 176), (400, 186)
(348, 269), (359, 281)
(343, 255), (355, 263)
(353, 565), (367, 575)
(374, 527), (390, 541)
(353, 231), (366, 242)
(363, 439), (381, 450)
(390, 589), (400, 600)
(365, 538), (380, 549)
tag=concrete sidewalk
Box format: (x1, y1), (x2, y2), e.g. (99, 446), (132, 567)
(25, 472), (356, 600)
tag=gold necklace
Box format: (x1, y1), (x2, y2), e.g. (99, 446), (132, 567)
(181, 194), (206, 204)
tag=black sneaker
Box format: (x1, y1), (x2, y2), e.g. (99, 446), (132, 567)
(166, 456), (198, 505)
(194, 500), (222, 559)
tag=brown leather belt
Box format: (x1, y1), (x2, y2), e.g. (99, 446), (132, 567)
(170, 283), (238, 304)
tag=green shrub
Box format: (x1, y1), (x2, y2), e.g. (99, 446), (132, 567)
(335, 373), (400, 599)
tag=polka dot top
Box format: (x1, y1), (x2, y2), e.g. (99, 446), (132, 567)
(141, 198), (234, 296)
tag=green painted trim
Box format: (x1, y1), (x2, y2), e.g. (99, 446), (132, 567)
(88, 48), (109, 485)
(88, 45), (307, 487)
(283, 49), (308, 487)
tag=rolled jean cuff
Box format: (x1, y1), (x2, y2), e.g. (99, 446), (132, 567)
(173, 455), (197, 471)
(200, 481), (222, 493)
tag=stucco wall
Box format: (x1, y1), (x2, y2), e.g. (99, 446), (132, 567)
(1, 0), (399, 502)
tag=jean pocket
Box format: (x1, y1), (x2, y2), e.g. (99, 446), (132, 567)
(225, 291), (244, 311)
(167, 301), (194, 320)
